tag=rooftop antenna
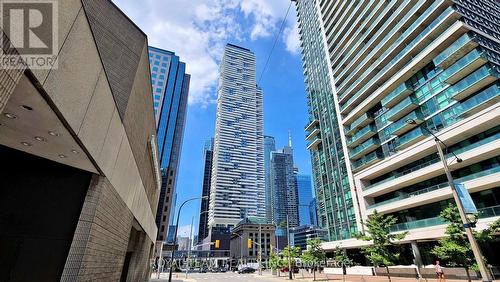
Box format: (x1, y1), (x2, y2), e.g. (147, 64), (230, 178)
(288, 130), (292, 148)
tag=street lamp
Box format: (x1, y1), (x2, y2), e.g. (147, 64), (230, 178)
(168, 196), (208, 282)
(406, 119), (491, 282)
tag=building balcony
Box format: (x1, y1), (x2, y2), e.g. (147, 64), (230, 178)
(433, 32), (478, 69)
(347, 124), (377, 148)
(452, 65), (499, 101)
(390, 204), (500, 232)
(304, 119), (320, 132)
(386, 96), (418, 122)
(351, 151), (383, 173)
(459, 83), (500, 118)
(442, 49), (488, 84)
(305, 127), (320, 141)
(307, 136), (322, 151)
(394, 126), (427, 151)
(345, 112), (373, 137)
(349, 137), (380, 161)
(386, 110), (424, 136)
(381, 83), (414, 109)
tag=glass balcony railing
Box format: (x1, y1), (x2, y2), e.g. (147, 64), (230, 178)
(452, 65), (499, 101)
(390, 204), (500, 232)
(395, 126), (427, 150)
(381, 83), (414, 109)
(349, 137), (381, 160)
(307, 136), (322, 150)
(386, 110), (424, 136)
(345, 112), (373, 136)
(458, 83), (500, 118)
(386, 96), (419, 121)
(352, 150), (383, 172)
(368, 166), (500, 209)
(338, 0), (443, 102)
(347, 124), (377, 148)
(442, 49), (488, 84)
(340, 6), (455, 112)
(364, 131), (500, 191)
(433, 32), (477, 68)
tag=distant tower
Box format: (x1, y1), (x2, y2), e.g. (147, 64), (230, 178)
(264, 136), (276, 223)
(208, 44), (265, 228)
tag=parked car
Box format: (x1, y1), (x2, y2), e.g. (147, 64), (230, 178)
(238, 267), (256, 274)
(280, 266), (299, 273)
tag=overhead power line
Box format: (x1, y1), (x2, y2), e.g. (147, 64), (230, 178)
(257, 1), (293, 85)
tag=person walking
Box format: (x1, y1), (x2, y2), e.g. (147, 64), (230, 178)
(435, 260), (445, 282)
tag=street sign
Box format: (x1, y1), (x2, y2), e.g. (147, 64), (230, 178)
(455, 182), (477, 214)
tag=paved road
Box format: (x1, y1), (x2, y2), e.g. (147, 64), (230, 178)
(150, 272), (280, 282)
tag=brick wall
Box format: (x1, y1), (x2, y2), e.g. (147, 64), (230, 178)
(61, 175), (152, 281)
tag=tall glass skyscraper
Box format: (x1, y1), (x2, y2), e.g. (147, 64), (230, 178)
(295, 0), (500, 260)
(264, 135), (276, 223)
(296, 174), (314, 226)
(295, 0), (359, 242)
(148, 47), (190, 241)
(208, 44), (265, 228)
(271, 146), (299, 228)
(197, 139), (214, 243)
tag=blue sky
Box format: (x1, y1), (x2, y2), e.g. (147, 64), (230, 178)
(114, 0), (311, 236)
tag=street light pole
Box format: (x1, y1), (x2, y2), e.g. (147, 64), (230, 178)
(407, 119), (491, 282)
(168, 196), (207, 282)
(258, 223), (262, 275)
(287, 214), (292, 280)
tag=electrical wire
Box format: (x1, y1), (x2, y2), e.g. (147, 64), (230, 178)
(257, 1), (293, 85)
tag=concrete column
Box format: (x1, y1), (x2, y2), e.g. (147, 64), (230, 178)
(411, 241), (423, 278)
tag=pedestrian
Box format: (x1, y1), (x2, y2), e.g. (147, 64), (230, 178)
(435, 260), (445, 282)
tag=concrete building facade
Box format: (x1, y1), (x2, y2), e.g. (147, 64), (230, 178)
(230, 217), (276, 263)
(208, 44), (265, 228)
(295, 0), (500, 264)
(148, 47), (190, 242)
(0, 0), (161, 280)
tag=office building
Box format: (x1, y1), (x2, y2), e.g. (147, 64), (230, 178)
(148, 47), (190, 242)
(297, 174), (314, 225)
(264, 135), (276, 223)
(295, 0), (500, 262)
(270, 146), (299, 228)
(290, 225), (328, 250)
(198, 139), (214, 243)
(177, 236), (191, 251)
(0, 1), (161, 280)
(230, 217), (276, 263)
(208, 44), (265, 228)
(309, 198), (318, 226)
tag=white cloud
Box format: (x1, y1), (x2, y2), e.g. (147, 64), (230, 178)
(283, 20), (301, 55)
(113, 0), (297, 106)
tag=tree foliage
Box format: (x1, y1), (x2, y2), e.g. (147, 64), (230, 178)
(283, 245), (301, 266)
(357, 210), (407, 267)
(269, 249), (284, 270)
(431, 204), (475, 267)
(301, 239), (325, 267)
(333, 246), (353, 267)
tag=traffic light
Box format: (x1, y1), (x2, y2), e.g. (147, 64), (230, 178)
(247, 239), (252, 248)
(215, 240), (220, 249)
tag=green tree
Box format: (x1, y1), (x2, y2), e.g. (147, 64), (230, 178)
(301, 239), (326, 280)
(283, 245), (301, 277)
(269, 248), (284, 276)
(431, 203), (480, 281)
(333, 246), (353, 268)
(357, 210), (407, 281)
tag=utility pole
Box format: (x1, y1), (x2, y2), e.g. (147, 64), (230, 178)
(435, 141), (491, 281)
(406, 119), (491, 282)
(185, 216), (194, 279)
(259, 224), (262, 275)
(287, 214), (292, 280)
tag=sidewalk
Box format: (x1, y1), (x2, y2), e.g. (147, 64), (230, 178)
(257, 270), (499, 282)
(149, 272), (195, 282)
